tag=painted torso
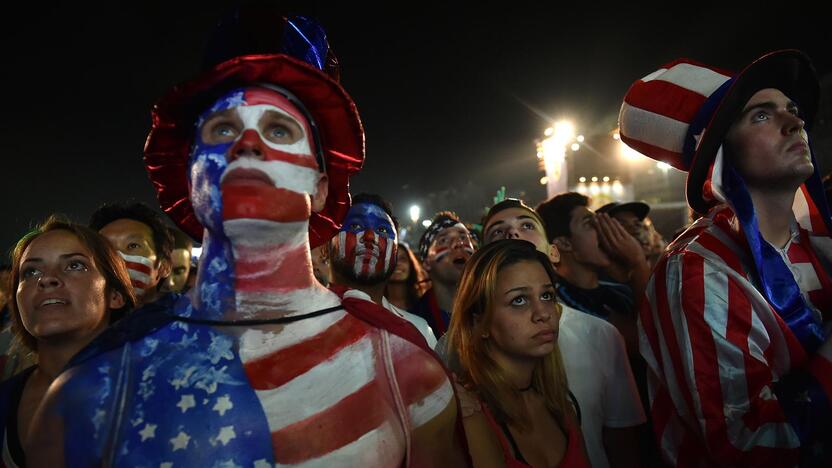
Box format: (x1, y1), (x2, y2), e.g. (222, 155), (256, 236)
(57, 293), (453, 467)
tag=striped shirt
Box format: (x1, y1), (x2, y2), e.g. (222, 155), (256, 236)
(640, 205), (832, 467)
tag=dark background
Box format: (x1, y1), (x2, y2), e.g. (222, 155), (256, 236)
(2, 2), (830, 254)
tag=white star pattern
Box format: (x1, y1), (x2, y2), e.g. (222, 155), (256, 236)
(170, 431), (191, 451)
(160, 463), (173, 468)
(253, 459), (273, 468)
(215, 425), (236, 446)
(176, 394), (196, 413)
(139, 423), (157, 442)
(212, 395), (234, 416)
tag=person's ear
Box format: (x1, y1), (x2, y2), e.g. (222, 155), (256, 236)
(158, 258), (172, 281)
(548, 242), (561, 264)
(553, 236), (572, 254)
(108, 290), (126, 310)
(312, 174), (329, 212)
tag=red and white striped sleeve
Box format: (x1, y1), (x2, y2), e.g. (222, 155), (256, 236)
(640, 251), (802, 467)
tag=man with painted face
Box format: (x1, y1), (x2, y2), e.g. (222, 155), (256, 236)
(413, 211), (476, 339)
(28, 12), (468, 468)
(89, 201), (174, 306)
(619, 50), (832, 466)
(330, 193), (437, 347)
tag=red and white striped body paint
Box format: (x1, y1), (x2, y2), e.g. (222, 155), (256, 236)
(237, 300), (454, 466)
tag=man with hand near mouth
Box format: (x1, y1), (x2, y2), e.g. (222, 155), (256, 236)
(413, 211), (476, 338)
(89, 201), (173, 306)
(330, 193), (437, 347)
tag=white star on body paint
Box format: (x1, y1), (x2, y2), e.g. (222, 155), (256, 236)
(160, 463), (173, 468)
(253, 460), (272, 468)
(139, 423), (157, 442)
(215, 425), (236, 446)
(170, 431), (191, 451)
(213, 395), (234, 416)
(176, 394), (196, 413)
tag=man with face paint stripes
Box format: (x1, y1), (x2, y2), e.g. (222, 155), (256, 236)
(330, 193), (437, 347)
(89, 201), (173, 306)
(414, 212), (476, 338)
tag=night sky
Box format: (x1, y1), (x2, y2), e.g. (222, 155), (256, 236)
(2, 2), (830, 254)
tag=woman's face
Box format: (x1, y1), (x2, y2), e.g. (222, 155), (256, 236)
(487, 260), (561, 362)
(15, 230), (121, 344)
(390, 247), (411, 282)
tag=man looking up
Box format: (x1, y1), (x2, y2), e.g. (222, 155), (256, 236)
(414, 211), (475, 338)
(29, 12), (468, 467)
(619, 50), (832, 465)
(330, 193), (436, 347)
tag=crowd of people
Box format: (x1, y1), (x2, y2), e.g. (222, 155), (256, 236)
(1, 7), (831, 468)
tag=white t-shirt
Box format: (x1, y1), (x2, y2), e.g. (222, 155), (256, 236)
(340, 289), (438, 349)
(559, 303), (646, 468)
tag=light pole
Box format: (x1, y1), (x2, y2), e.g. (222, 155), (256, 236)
(537, 120), (576, 199)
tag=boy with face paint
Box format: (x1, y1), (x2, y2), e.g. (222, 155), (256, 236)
(413, 212), (476, 338)
(330, 193), (437, 348)
(89, 202), (174, 306)
(28, 13), (469, 468)
(619, 51), (832, 465)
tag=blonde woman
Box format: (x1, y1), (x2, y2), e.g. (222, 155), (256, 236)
(448, 239), (589, 468)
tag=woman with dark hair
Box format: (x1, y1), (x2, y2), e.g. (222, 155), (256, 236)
(0, 216), (136, 467)
(385, 242), (430, 311)
(448, 239), (589, 468)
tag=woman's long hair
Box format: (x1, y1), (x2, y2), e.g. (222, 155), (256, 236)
(8, 215), (137, 351)
(447, 239), (570, 429)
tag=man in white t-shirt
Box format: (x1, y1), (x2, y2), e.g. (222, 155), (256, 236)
(330, 193), (437, 347)
(483, 198), (645, 468)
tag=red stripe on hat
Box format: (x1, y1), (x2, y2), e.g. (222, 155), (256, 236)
(271, 381), (391, 464)
(625, 79), (707, 125)
(619, 135), (685, 170)
(243, 316), (369, 390)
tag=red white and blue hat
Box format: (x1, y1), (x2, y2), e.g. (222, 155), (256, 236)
(618, 50), (822, 223)
(144, 13), (364, 249)
(621, 50), (832, 353)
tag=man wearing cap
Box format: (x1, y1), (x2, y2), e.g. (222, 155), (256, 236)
(28, 13), (468, 467)
(597, 201), (667, 269)
(413, 211), (476, 339)
(330, 193), (437, 347)
(483, 199), (646, 468)
(620, 50), (832, 466)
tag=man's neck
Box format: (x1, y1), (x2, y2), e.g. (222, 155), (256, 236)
(385, 282), (408, 308)
(747, 186), (798, 249)
(431, 277), (457, 312)
(556, 256), (599, 289)
(193, 219), (337, 320)
(331, 271), (387, 304)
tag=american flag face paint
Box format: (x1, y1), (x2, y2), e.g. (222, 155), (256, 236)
(189, 87), (322, 229)
(332, 203), (398, 281)
(118, 251), (154, 298)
